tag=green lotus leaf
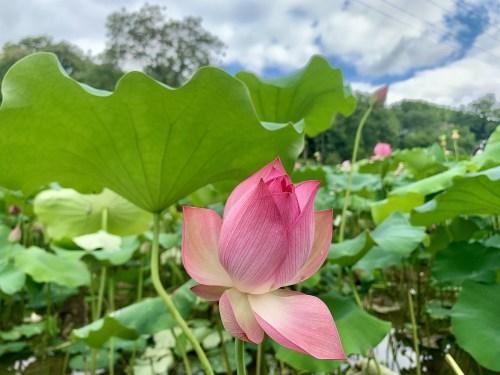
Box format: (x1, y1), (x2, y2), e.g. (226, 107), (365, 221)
(0, 261), (25, 295)
(34, 188), (152, 240)
(371, 192), (425, 224)
(323, 292), (391, 355)
(473, 125), (500, 168)
(14, 247), (90, 287)
(432, 242), (500, 285)
(74, 230), (122, 251)
(371, 212), (426, 255)
(87, 236), (140, 266)
(0, 53), (303, 212)
(411, 166), (500, 225)
(72, 281), (196, 348)
(452, 281), (500, 371)
(236, 55), (356, 137)
(329, 231), (375, 266)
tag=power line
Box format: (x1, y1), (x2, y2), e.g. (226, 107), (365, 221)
(378, 0), (500, 60)
(424, 0), (500, 47)
(349, 0), (500, 65)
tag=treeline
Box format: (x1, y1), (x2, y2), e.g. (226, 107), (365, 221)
(307, 92), (499, 162)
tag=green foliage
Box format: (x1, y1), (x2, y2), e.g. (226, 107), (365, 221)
(34, 188), (152, 240)
(14, 247), (91, 287)
(104, 4), (225, 87)
(0, 53), (302, 212)
(72, 282), (196, 348)
(0, 35), (123, 97)
(329, 231), (375, 266)
(452, 281), (500, 371)
(237, 55), (356, 137)
(432, 242), (500, 284)
(412, 166), (500, 225)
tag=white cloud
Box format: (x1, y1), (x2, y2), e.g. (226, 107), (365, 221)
(0, 0), (499, 105)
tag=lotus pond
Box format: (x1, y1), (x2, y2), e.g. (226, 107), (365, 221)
(0, 53), (499, 375)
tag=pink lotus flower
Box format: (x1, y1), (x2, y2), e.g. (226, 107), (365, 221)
(373, 142), (392, 159)
(182, 159), (344, 359)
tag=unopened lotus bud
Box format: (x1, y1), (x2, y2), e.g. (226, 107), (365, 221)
(372, 85), (389, 105)
(8, 205), (21, 215)
(451, 129), (460, 140)
(313, 151), (321, 162)
(8, 224), (22, 242)
(340, 160), (351, 172)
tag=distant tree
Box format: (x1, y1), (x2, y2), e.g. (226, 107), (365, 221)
(307, 93), (400, 163)
(461, 94), (499, 141)
(0, 35), (123, 97)
(103, 4), (225, 87)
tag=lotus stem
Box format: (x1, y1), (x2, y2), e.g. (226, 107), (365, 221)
(150, 213), (214, 375)
(235, 339), (247, 375)
(216, 319), (233, 375)
(96, 266), (107, 318)
(108, 273), (115, 375)
(445, 353), (465, 375)
(256, 342), (263, 375)
(407, 290), (421, 375)
(339, 102), (374, 242)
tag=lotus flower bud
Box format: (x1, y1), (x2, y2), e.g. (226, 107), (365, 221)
(451, 129), (460, 140)
(372, 85), (389, 105)
(8, 205), (21, 215)
(8, 224), (22, 242)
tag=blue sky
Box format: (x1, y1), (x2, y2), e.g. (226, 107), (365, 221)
(1, 0), (500, 105)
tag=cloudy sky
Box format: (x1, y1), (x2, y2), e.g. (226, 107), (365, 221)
(1, 0), (500, 106)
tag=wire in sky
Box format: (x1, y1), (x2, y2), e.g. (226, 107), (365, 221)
(349, 0), (500, 65)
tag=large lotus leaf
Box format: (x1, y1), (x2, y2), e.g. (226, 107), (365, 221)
(354, 246), (404, 273)
(87, 236), (140, 266)
(393, 147), (446, 179)
(473, 125), (500, 168)
(451, 281), (500, 371)
(14, 247), (90, 287)
(34, 188), (152, 240)
(411, 167), (500, 225)
(72, 281), (195, 348)
(329, 231), (375, 266)
(432, 242), (500, 284)
(323, 292), (391, 355)
(391, 163), (468, 196)
(236, 55), (356, 137)
(371, 192), (425, 224)
(0, 53), (303, 212)
(371, 212), (426, 255)
(0, 261), (25, 295)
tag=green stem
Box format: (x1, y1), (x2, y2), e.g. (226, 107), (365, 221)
(445, 353), (465, 375)
(150, 213), (214, 375)
(408, 291), (421, 375)
(348, 269), (363, 308)
(216, 321), (233, 375)
(256, 342), (263, 375)
(235, 339), (247, 375)
(453, 140), (459, 161)
(108, 273), (115, 375)
(339, 103), (374, 242)
(96, 266), (107, 318)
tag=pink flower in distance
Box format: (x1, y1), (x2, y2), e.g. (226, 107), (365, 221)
(373, 142), (392, 159)
(181, 159), (344, 359)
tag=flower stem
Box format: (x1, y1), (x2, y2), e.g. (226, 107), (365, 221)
(256, 342), (263, 375)
(338, 103), (374, 242)
(150, 213), (214, 375)
(235, 339), (247, 375)
(445, 353), (465, 375)
(408, 290), (421, 375)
